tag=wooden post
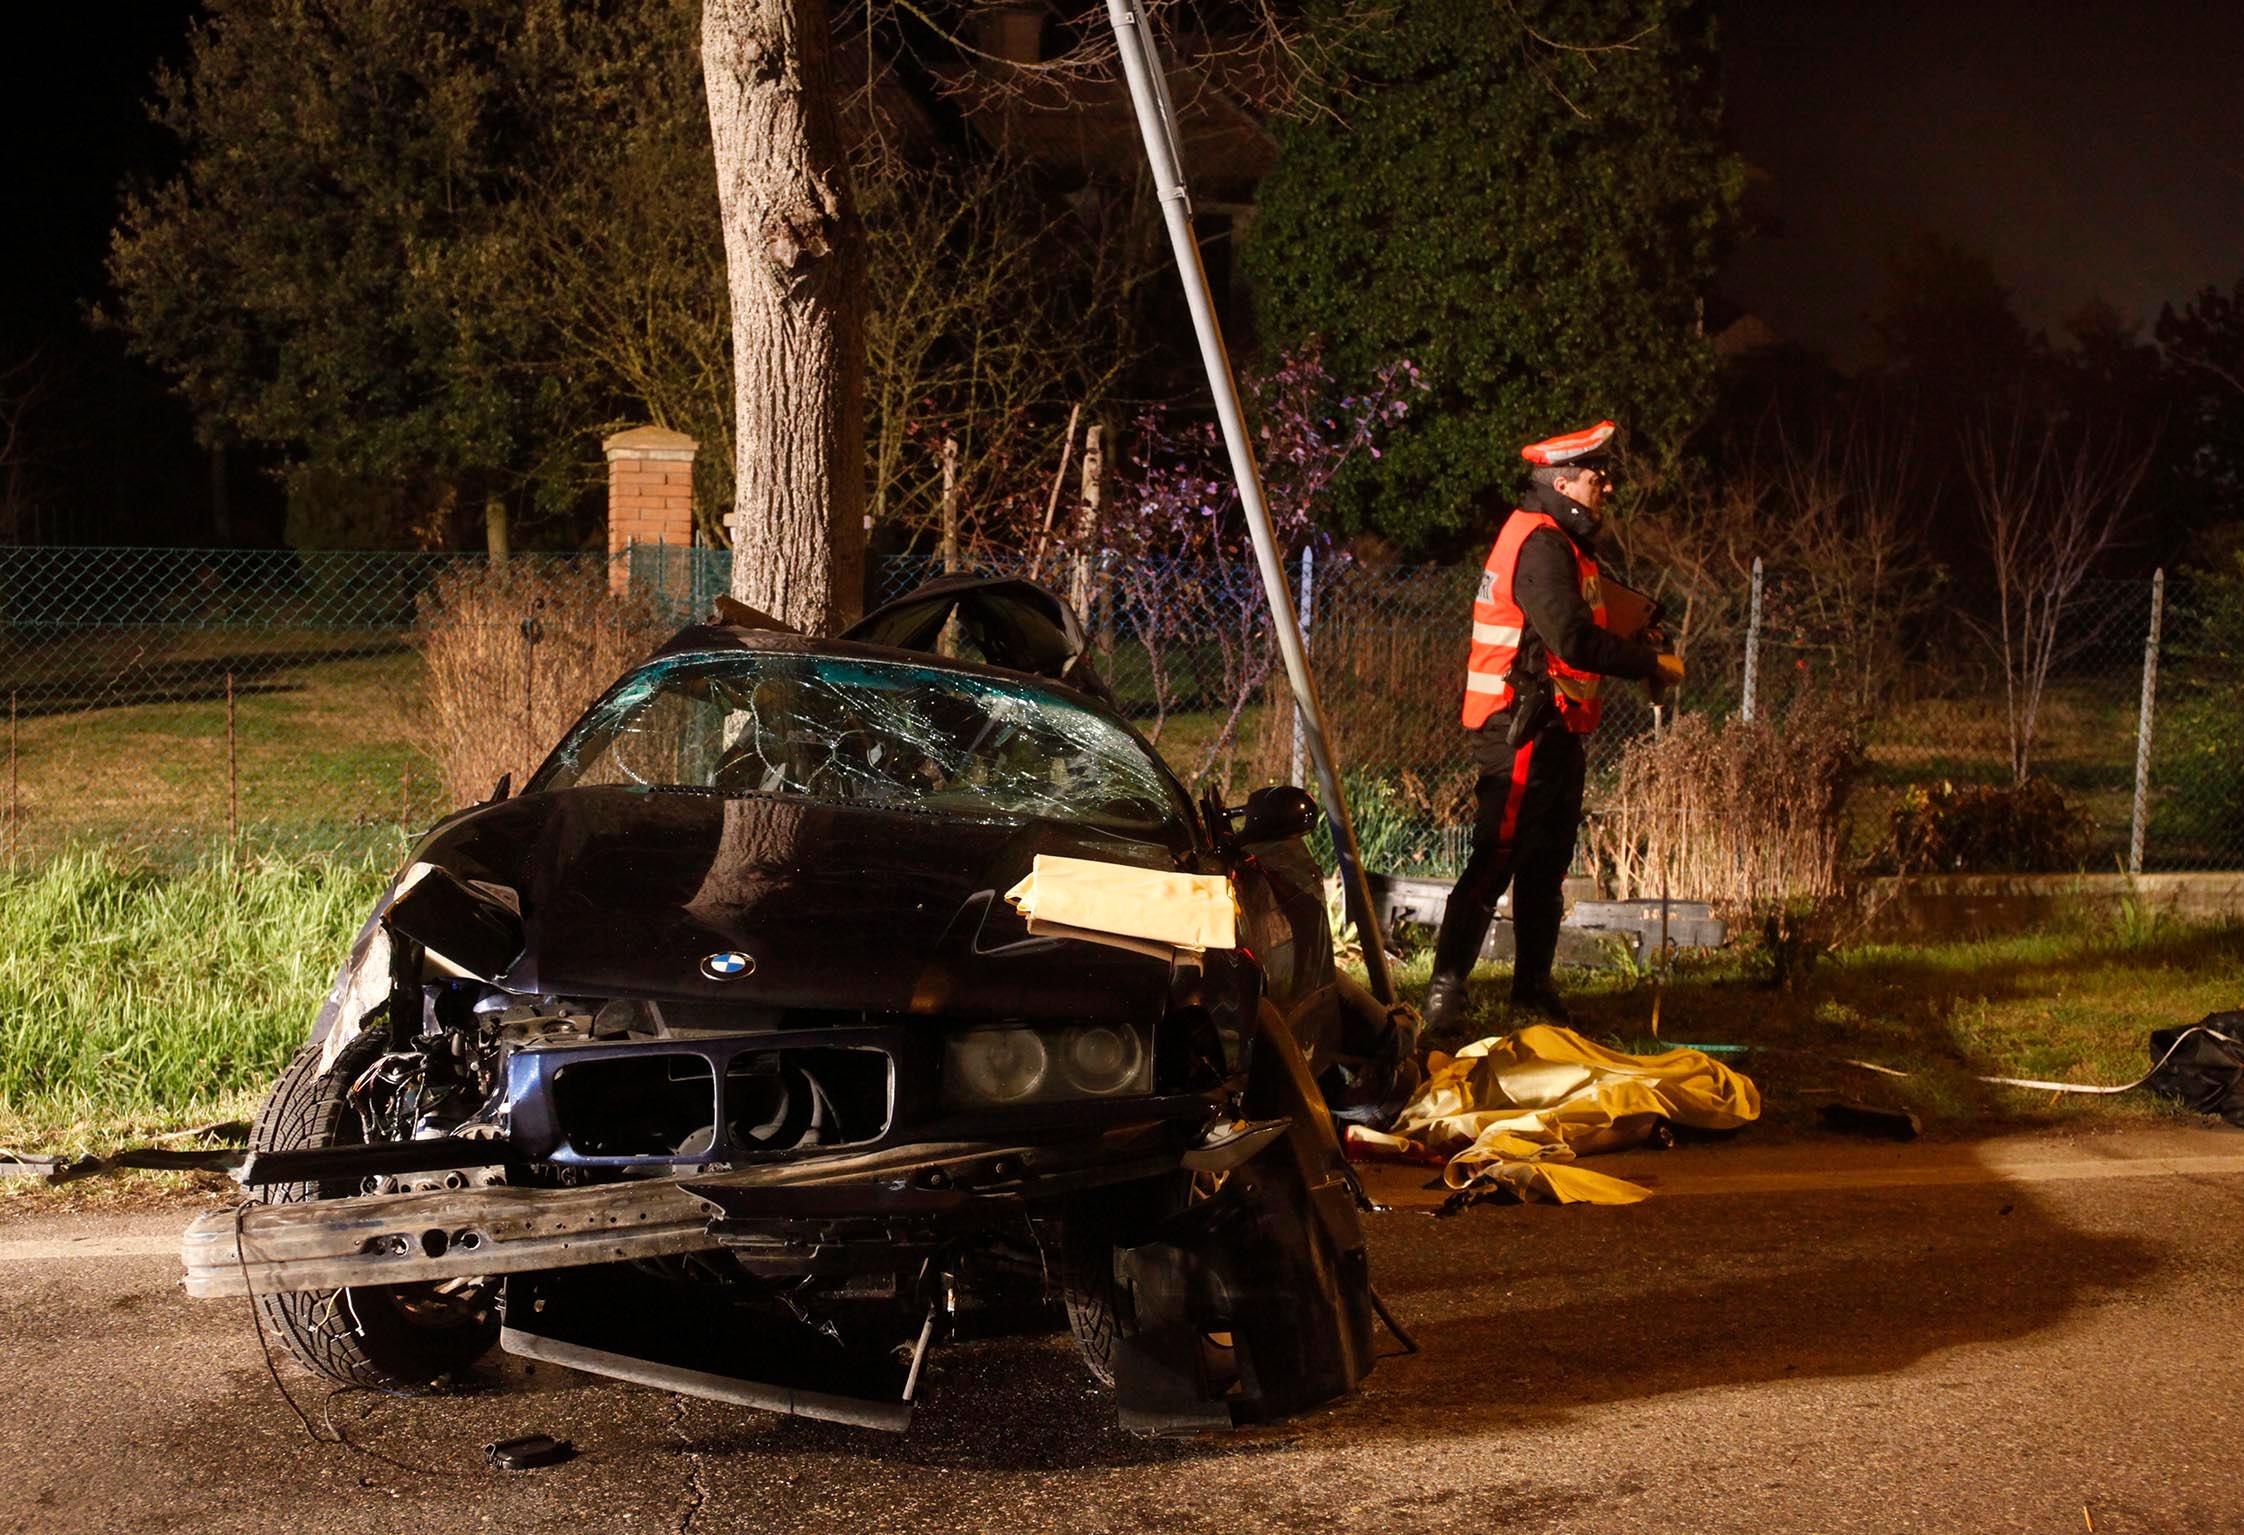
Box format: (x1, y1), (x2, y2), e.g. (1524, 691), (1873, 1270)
(225, 671), (239, 850)
(1289, 544), (1315, 787)
(484, 496), (511, 566)
(1070, 423), (1102, 620)
(1029, 403), (1083, 579)
(2128, 567), (2165, 876)
(522, 603), (544, 787)
(1740, 555), (1764, 722)
(7, 690), (17, 871)
(938, 437), (961, 657)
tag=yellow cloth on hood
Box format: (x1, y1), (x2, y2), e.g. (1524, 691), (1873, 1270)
(1003, 854), (1238, 952)
(1356, 1024), (1761, 1204)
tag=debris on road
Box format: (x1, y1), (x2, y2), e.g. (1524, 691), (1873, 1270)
(1820, 1101), (1923, 1140)
(485, 1434), (576, 1471)
(2143, 1012), (2244, 1127)
(0, 1124), (248, 1184)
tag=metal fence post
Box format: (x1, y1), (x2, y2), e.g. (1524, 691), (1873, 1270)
(1289, 544), (1315, 787)
(225, 670), (238, 851)
(2128, 567), (2165, 875)
(1741, 555), (1764, 722)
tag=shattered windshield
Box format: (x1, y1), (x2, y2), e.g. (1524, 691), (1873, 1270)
(531, 650), (1190, 839)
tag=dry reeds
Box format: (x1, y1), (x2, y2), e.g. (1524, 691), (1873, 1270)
(411, 563), (667, 810)
(1585, 693), (1864, 914)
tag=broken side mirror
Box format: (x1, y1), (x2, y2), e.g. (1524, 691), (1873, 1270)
(489, 772), (512, 803)
(1234, 785), (1318, 848)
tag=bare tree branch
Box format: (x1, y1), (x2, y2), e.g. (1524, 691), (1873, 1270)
(2171, 346), (2244, 400)
(1962, 409), (2152, 782)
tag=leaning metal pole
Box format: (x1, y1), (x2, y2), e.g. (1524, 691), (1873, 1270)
(1104, 0), (1394, 1003)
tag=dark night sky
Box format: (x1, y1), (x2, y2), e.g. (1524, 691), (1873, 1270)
(1722, 0), (2244, 363)
(1, 1), (2240, 538)
(1, 5), (192, 354)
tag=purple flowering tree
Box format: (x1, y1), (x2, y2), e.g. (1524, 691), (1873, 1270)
(1100, 346), (1424, 781)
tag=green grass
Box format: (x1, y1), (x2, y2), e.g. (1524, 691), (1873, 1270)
(0, 849), (391, 1154)
(5, 650), (440, 864)
(1852, 678), (2150, 864)
(5, 852), (2237, 1169)
(1372, 914), (2244, 1138)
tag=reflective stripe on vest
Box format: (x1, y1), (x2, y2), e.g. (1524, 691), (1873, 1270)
(1460, 509), (1610, 733)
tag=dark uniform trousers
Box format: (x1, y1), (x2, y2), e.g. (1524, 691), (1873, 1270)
(1429, 716), (1587, 990)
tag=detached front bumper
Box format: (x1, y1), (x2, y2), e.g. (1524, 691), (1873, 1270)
(181, 1117), (1282, 1300)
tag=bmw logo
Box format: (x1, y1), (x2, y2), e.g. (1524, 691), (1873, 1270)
(700, 950), (755, 980)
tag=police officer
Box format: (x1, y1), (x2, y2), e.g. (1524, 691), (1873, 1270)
(1421, 421), (1686, 1031)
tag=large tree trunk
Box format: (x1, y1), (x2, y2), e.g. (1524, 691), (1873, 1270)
(703, 0), (865, 633)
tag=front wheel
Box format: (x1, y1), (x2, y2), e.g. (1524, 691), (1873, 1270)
(245, 1032), (499, 1391)
(1058, 1170), (1225, 1387)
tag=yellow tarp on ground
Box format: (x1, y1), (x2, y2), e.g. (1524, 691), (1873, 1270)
(1352, 1025), (1761, 1204)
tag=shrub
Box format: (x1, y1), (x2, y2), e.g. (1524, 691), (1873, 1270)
(1583, 693), (1865, 913)
(1874, 777), (2094, 874)
(411, 563), (667, 810)
(2152, 553), (2244, 863)
(1306, 768), (1469, 878)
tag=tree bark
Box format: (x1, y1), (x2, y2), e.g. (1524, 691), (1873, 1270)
(1070, 423), (1102, 620)
(703, 0), (865, 633)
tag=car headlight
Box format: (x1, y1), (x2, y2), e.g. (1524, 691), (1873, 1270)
(944, 1021), (1152, 1108)
(947, 1028), (1050, 1104)
(1057, 1022), (1144, 1094)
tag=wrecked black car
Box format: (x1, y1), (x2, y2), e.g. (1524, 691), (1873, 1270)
(182, 580), (1411, 1433)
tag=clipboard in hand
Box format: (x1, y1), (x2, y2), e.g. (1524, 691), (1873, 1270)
(1603, 578), (1664, 642)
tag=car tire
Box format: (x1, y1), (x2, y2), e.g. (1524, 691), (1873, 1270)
(246, 1032), (500, 1392)
(1058, 1173), (1194, 1388)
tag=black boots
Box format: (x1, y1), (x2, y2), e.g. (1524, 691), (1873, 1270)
(1424, 970), (1575, 1034)
(1423, 971), (1574, 1032)
(1507, 981), (1572, 1027)
(1420, 970), (1472, 1037)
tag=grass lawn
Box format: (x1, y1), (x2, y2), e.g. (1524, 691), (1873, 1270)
(1380, 913), (2244, 1139)
(5, 844), (2236, 1175)
(1851, 679), (2150, 865)
(0, 850), (393, 1169)
(6, 648), (443, 862)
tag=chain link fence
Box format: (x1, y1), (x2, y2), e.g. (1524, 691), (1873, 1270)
(0, 545), (710, 865)
(3, 544), (2234, 874)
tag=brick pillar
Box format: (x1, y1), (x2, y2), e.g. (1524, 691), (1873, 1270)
(603, 426), (698, 593)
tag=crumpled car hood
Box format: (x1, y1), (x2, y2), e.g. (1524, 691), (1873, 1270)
(411, 786), (1191, 1022)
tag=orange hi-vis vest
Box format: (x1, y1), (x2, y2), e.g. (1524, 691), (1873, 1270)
(1461, 509), (1609, 733)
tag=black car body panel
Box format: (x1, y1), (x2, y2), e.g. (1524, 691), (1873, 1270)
(399, 785), (1191, 1023)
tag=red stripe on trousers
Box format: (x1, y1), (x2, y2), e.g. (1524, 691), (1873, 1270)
(1497, 737), (1536, 846)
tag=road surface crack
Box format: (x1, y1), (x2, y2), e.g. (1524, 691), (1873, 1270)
(671, 1395), (709, 1534)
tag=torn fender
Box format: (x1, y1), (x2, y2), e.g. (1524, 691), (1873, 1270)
(1112, 1003), (1377, 1432)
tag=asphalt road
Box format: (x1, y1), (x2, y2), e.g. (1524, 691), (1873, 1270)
(4, 1127), (2242, 1535)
